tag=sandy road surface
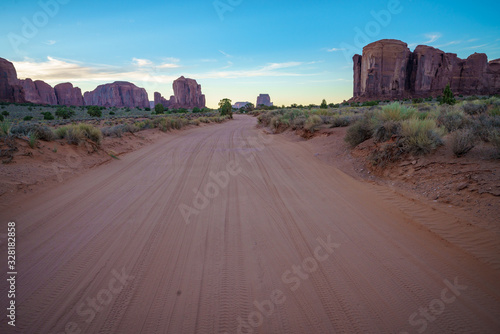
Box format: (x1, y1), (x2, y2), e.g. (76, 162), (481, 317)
(1, 115), (499, 333)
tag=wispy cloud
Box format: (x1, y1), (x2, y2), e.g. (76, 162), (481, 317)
(435, 40), (462, 48)
(201, 59), (217, 63)
(424, 33), (442, 44)
(327, 48), (346, 52)
(219, 50), (233, 58)
(192, 61), (318, 79)
(465, 43), (489, 49)
(44, 40), (57, 46)
(467, 38), (479, 43)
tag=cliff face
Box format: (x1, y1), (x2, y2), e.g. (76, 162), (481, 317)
(84, 81), (149, 108)
(154, 76), (206, 109)
(54, 83), (84, 106)
(20, 78), (58, 105)
(0, 58), (26, 103)
(352, 39), (500, 100)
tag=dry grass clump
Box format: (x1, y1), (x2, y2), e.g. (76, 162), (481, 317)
(55, 123), (102, 146)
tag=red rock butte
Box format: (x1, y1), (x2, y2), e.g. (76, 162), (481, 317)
(154, 76), (206, 110)
(352, 39), (500, 101)
(83, 81), (149, 108)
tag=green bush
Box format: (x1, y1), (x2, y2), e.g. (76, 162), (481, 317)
(154, 104), (164, 114)
(0, 121), (11, 136)
(41, 111), (55, 120)
(451, 129), (476, 157)
(344, 118), (373, 148)
(0, 114), (3, 122)
(55, 107), (75, 119)
(2, 111), (9, 116)
(87, 106), (102, 118)
(23, 116), (33, 121)
(377, 102), (416, 122)
(320, 99), (328, 109)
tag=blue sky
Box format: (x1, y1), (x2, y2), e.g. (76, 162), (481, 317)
(1, 0), (499, 107)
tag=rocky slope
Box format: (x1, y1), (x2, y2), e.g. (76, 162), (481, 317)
(352, 39), (500, 101)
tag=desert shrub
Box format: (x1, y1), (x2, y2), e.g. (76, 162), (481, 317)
(377, 102), (416, 122)
(28, 132), (38, 148)
(102, 123), (138, 137)
(2, 111), (9, 116)
(0, 115), (3, 122)
(451, 129), (476, 157)
(329, 115), (355, 128)
(369, 142), (403, 166)
(437, 107), (468, 132)
(291, 116), (306, 130)
(41, 111), (55, 120)
(400, 118), (443, 155)
(470, 115), (500, 142)
(56, 124), (102, 145)
(304, 115), (322, 132)
(489, 106), (500, 117)
(55, 107), (75, 119)
(344, 117), (373, 148)
(412, 98), (424, 104)
(23, 116), (33, 121)
(362, 100), (379, 107)
(10, 124), (55, 141)
(490, 131), (500, 158)
(374, 120), (401, 143)
(463, 102), (487, 115)
(0, 121), (11, 136)
(87, 106), (102, 118)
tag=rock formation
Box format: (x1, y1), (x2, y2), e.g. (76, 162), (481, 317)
(54, 83), (84, 106)
(154, 76), (206, 109)
(257, 94), (273, 107)
(233, 102), (252, 109)
(352, 39), (500, 101)
(20, 78), (57, 105)
(0, 57), (26, 103)
(84, 81), (149, 108)
(154, 92), (175, 108)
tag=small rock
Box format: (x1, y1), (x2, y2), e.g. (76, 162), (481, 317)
(457, 183), (468, 191)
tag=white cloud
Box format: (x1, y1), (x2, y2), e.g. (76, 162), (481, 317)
(44, 40), (57, 46)
(13, 57), (178, 88)
(327, 48), (346, 52)
(423, 33), (442, 44)
(132, 58), (153, 67)
(157, 63), (180, 69)
(467, 38), (479, 43)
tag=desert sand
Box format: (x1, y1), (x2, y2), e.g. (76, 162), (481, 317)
(1, 115), (499, 333)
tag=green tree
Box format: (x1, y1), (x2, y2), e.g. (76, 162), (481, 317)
(320, 99), (328, 109)
(244, 103), (254, 112)
(41, 112), (54, 120)
(87, 106), (102, 117)
(441, 84), (456, 105)
(192, 107), (201, 113)
(154, 103), (164, 114)
(219, 98), (233, 118)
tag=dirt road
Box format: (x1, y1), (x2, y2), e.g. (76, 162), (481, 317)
(1, 115), (499, 333)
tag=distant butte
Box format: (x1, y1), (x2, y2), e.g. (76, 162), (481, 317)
(352, 39), (500, 101)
